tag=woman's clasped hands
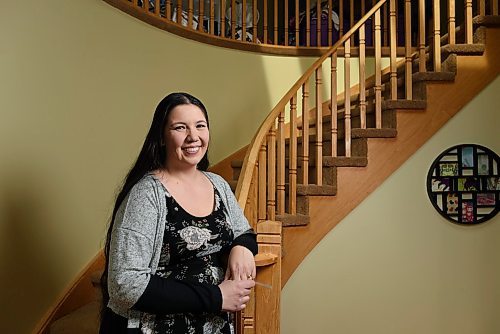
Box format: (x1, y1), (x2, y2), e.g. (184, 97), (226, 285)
(219, 245), (257, 311)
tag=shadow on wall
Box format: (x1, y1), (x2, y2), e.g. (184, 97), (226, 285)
(0, 170), (65, 332)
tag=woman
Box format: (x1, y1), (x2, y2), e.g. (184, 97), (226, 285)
(100, 92), (257, 333)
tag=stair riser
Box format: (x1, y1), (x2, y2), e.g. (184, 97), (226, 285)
(313, 108), (397, 133)
(288, 137), (368, 160)
(283, 165), (337, 186)
(283, 195), (309, 216)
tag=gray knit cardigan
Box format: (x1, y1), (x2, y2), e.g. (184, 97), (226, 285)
(107, 171), (252, 328)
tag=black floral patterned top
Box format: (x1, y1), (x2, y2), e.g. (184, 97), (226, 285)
(139, 186), (234, 334)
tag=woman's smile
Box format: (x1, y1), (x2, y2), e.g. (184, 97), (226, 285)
(182, 146), (201, 154)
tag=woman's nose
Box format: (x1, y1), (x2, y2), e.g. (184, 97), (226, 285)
(186, 127), (199, 141)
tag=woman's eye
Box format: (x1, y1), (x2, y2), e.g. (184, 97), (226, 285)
(196, 124), (207, 129)
(174, 125), (186, 131)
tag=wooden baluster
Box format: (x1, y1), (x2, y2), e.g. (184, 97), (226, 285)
(253, 0), (258, 43)
(328, 0), (332, 46)
(295, 0), (299, 46)
(155, 0), (160, 15)
(493, 0), (499, 15)
(479, 0), (486, 15)
(241, 288), (255, 334)
(241, 174), (257, 332)
(267, 127), (276, 221)
(285, 0), (289, 46)
(166, 0), (172, 20)
(390, 0), (397, 100)
(306, 0), (311, 46)
(375, 8), (382, 128)
(258, 142), (267, 222)
(274, 0), (278, 44)
(359, 23), (367, 128)
(448, 0), (455, 44)
(221, 0), (226, 37)
(350, 0), (354, 45)
(277, 111), (286, 215)
(315, 67), (323, 186)
(244, 168), (258, 231)
(242, 0), (247, 40)
(405, 0), (412, 100)
(372, 0), (376, 44)
(344, 39), (352, 157)
(177, 0), (182, 24)
(235, 311), (243, 334)
(255, 221), (282, 334)
(330, 53), (338, 156)
(433, 0), (441, 71)
(263, 0), (268, 43)
(289, 94), (298, 215)
(394, 0), (398, 47)
(188, 0), (194, 29)
(383, 2), (388, 46)
(418, 0), (426, 72)
(361, 1), (366, 47)
(209, 0), (215, 34)
(465, 0), (473, 44)
(317, 0), (322, 46)
(339, 0), (344, 37)
(301, 81), (310, 184)
(231, 0), (236, 38)
(142, 0), (147, 11)
(199, 0), (205, 32)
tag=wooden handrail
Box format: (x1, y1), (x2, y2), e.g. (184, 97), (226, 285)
(104, 0), (424, 56)
(235, 0), (389, 210)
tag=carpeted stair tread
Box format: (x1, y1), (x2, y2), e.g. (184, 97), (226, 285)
(381, 99), (427, 110)
(276, 213), (310, 227)
(49, 301), (100, 334)
(284, 183), (337, 196)
(323, 156), (368, 167)
(296, 184), (336, 196)
(412, 71), (456, 82)
(473, 15), (500, 27)
(351, 128), (397, 138)
(441, 43), (485, 58)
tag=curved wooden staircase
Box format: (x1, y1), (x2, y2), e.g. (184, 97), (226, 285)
(36, 1), (500, 333)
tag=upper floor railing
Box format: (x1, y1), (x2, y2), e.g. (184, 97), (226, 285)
(100, 0), (492, 56)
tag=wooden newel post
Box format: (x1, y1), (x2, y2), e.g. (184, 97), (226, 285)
(241, 220), (281, 334)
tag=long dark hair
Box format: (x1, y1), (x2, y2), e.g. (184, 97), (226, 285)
(100, 92), (210, 319)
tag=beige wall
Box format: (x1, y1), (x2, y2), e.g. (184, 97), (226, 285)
(1, 1), (496, 333)
(0, 1), (316, 333)
(282, 76), (500, 334)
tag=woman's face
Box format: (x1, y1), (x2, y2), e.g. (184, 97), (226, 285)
(163, 104), (209, 169)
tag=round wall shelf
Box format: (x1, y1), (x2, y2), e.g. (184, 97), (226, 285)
(427, 144), (500, 225)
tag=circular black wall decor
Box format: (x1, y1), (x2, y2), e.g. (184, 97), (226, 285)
(427, 144), (500, 225)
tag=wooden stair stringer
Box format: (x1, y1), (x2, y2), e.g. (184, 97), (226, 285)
(34, 252), (105, 334)
(281, 27), (500, 287)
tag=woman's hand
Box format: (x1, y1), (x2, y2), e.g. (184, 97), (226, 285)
(225, 245), (256, 281)
(218, 279), (255, 311)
